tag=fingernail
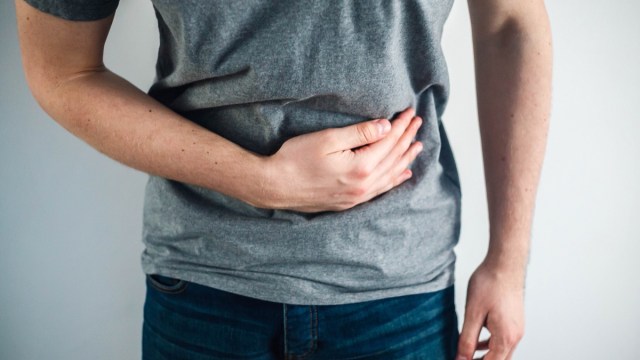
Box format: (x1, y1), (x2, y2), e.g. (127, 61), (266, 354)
(376, 119), (390, 135)
(415, 143), (423, 154)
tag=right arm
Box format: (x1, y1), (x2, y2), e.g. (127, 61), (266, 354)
(16, 0), (423, 212)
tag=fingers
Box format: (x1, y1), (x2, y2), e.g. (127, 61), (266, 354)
(367, 137), (423, 201)
(365, 115), (423, 185)
(481, 343), (510, 360)
(470, 337), (490, 360)
(309, 106), (421, 210)
(476, 339), (490, 351)
(342, 108), (422, 206)
(325, 116), (393, 152)
(482, 328), (522, 360)
(472, 331), (521, 360)
(505, 347), (516, 360)
(456, 310), (485, 360)
(351, 107), (417, 166)
(365, 167), (413, 203)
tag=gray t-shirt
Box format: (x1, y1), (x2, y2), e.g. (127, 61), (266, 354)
(26, 0), (461, 305)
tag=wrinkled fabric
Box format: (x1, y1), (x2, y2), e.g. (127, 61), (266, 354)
(27, 0), (462, 305)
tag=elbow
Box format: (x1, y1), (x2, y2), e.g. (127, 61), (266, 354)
(470, 1), (551, 49)
(472, 17), (551, 62)
(473, 18), (529, 51)
(21, 63), (56, 113)
(21, 61), (107, 114)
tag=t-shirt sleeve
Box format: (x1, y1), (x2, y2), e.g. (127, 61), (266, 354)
(22, 0), (120, 21)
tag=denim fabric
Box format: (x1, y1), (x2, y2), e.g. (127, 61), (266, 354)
(143, 274), (459, 360)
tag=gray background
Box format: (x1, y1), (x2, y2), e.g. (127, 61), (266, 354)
(1, 0), (638, 359)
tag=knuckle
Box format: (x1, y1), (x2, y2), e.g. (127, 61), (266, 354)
(493, 335), (513, 350)
(351, 163), (372, 179)
(458, 339), (475, 353)
(504, 337), (517, 347)
(398, 136), (413, 155)
(347, 185), (368, 198)
(390, 172), (404, 187)
(490, 342), (508, 354)
(321, 130), (340, 149)
(401, 142), (417, 158)
(358, 124), (376, 143)
(507, 331), (522, 345)
(502, 327), (524, 345)
(399, 151), (413, 168)
(386, 178), (397, 190)
(407, 141), (421, 156)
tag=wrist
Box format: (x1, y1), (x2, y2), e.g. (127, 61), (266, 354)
(476, 259), (528, 295)
(482, 240), (530, 283)
(245, 154), (286, 210)
(482, 255), (527, 278)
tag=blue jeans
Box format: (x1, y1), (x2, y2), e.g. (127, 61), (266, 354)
(143, 274), (460, 360)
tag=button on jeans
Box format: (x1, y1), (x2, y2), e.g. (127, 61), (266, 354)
(143, 274), (460, 360)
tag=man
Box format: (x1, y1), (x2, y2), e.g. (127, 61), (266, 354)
(16, 0), (551, 359)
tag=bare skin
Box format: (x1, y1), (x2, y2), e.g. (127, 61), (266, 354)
(457, 1), (553, 360)
(15, 1), (553, 359)
(15, 0), (423, 214)
(264, 106), (424, 212)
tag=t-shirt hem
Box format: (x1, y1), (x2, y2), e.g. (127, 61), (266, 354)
(142, 263), (456, 306)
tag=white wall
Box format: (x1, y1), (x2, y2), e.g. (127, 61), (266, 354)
(1, 1), (155, 359)
(1, 0), (638, 359)
(444, 0), (640, 359)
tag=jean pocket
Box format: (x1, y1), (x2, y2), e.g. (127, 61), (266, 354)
(146, 273), (189, 295)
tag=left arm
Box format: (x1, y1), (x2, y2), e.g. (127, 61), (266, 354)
(457, 1), (553, 360)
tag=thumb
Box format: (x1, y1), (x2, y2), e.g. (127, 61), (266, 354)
(456, 309), (485, 360)
(330, 118), (391, 151)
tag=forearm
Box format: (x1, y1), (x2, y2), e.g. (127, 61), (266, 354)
(29, 67), (270, 207)
(472, 13), (553, 279)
